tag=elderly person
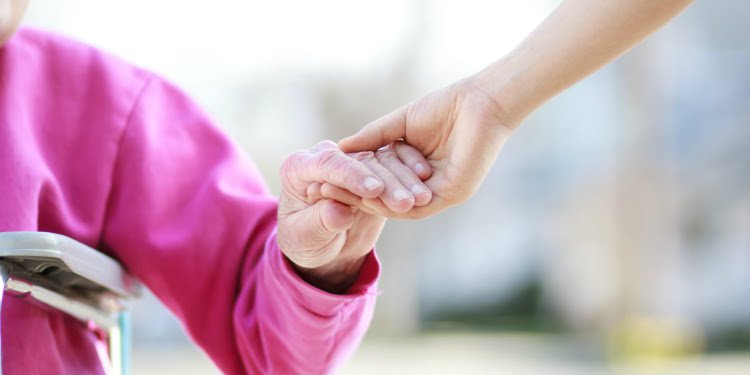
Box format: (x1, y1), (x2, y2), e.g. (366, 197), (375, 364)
(0, 1), (431, 374)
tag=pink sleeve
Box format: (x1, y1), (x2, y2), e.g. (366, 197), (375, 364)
(101, 77), (379, 374)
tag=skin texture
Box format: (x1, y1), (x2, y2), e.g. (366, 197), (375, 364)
(277, 140), (430, 293)
(0, 0), (27, 46)
(339, 0), (695, 220)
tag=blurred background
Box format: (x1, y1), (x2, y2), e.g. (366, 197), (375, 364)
(23, 0), (750, 374)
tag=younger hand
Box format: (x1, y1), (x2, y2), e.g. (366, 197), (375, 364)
(338, 78), (516, 219)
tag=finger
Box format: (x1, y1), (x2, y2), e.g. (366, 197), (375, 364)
(319, 183), (363, 209)
(280, 199), (356, 268)
(319, 199), (357, 233)
(338, 106), (408, 152)
(391, 140), (432, 180)
(319, 181), (448, 220)
(374, 147), (432, 207)
(318, 183), (390, 216)
(315, 188), (392, 217)
(306, 182), (323, 203)
(284, 140), (384, 199)
(364, 193), (448, 220)
(361, 197), (394, 216)
(354, 152), (415, 213)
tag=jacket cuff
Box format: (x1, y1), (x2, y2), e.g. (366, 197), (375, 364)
(264, 230), (380, 315)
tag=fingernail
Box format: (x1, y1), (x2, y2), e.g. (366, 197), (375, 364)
(415, 163), (427, 174)
(393, 188), (411, 201)
(364, 176), (382, 191)
(410, 184), (430, 195)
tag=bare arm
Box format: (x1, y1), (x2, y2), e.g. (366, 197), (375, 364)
(339, 0), (695, 219)
(478, 0), (695, 127)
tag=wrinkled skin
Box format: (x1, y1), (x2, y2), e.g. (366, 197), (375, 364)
(338, 79), (515, 219)
(277, 140), (431, 293)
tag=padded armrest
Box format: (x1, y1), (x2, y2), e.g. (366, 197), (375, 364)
(0, 232), (141, 304)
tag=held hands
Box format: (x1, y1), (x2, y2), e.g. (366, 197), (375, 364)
(338, 78), (517, 219)
(277, 140), (431, 293)
(278, 78), (519, 292)
(277, 0), (692, 291)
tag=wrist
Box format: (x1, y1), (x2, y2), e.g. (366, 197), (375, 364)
(289, 254), (367, 294)
(469, 51), (538, 130)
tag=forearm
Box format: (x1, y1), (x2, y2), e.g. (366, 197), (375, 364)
(291, 253), (368, 294)
(474, 0), (694, 127)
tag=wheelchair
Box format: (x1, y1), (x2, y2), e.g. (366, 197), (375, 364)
(0, 232), (141, 375)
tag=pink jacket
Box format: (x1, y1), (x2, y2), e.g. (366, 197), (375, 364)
(0, 28), (379, 374)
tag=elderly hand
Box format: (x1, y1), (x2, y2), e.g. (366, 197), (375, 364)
(337, 78), (516, 219)
(277, 140), (431, 293)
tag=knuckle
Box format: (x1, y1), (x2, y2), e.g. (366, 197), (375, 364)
(317, 149), (361, 187)
(320, 139), (337, 147)
(284, 150), (306, 167)
(352, 151), (375, 162)
(279, 153), (293, 172)
(280, 151), (304, 184)
(315, 149), (340, 170)
(340, 164), (362, 188)
(315, 139), (338, 150)
(375, 149), (398, 163)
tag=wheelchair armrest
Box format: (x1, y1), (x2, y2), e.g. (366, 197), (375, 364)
(0, 232), (141, 306)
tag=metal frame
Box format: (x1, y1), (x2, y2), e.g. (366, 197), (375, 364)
(0, 232), (141, 375)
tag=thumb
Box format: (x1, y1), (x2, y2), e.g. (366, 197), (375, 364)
(280, 199), (356, 268)
(339, 105), (408, 152)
